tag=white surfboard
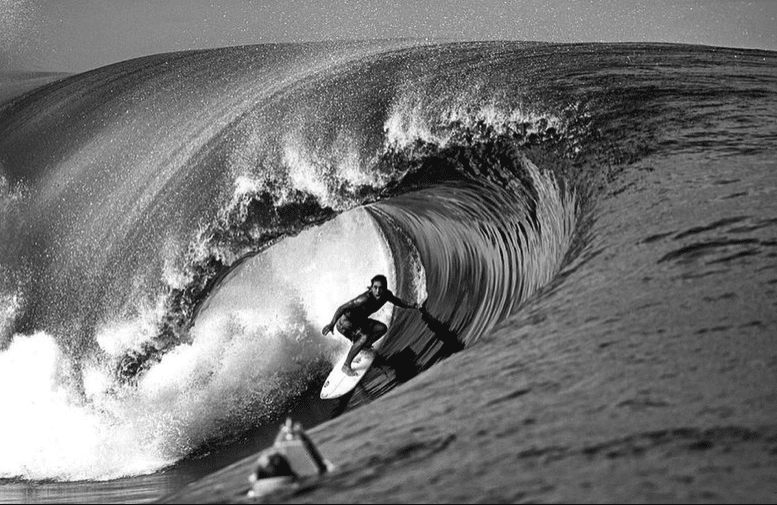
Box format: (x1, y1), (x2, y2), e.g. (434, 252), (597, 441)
(320, 339), (383, 399)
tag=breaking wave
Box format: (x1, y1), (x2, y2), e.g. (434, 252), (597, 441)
(0, 40), (599, 480)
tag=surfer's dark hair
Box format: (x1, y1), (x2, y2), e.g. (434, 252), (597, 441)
(370, 274), (388, 286)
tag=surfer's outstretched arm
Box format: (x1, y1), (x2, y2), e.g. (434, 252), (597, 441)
(388, 293), (422, 311)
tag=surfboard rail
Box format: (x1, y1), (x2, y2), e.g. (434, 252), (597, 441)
(320, 342), (381, 399)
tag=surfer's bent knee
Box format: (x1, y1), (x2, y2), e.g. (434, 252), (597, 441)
(369, 320), (387, 337)
(335, 318), (353, 336)
(336, 317), (362, 343)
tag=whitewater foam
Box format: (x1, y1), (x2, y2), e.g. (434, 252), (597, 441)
(0, 332), (175, 481)
(0, 302), (329, 481)
(280, 131), (386, 209)
(383, 93), (567, 152)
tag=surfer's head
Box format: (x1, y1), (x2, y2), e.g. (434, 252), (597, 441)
(370, 274), (388, 300)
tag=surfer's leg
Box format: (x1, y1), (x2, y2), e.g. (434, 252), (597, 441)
(342, 332), (368, 376)
(335, 318), (363, 376)
(363, 319), (387, 348)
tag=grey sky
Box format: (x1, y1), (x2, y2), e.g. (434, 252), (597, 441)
(2, 0), (776, 72)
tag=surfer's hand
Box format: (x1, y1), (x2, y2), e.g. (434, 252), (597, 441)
(322, 324), (333, 336)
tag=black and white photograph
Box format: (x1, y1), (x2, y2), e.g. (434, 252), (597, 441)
(1, 1), (776, 503)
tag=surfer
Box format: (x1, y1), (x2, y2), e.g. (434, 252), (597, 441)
(322, 275), (421, 376)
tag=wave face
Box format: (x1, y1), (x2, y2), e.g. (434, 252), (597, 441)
(1, 40), (776, 484)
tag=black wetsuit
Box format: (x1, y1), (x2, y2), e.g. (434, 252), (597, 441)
(336, 290), (391, 342)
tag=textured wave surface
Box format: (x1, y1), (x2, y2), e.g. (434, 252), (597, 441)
(0, 41), (776, 495)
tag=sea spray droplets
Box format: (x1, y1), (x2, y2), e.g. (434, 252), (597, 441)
(280, 131), (388, 209)
(383, 96), (570, 152)
(0, 290), (20, 342)
(0, 0), (39, 56)
(0, 174), (28, 344)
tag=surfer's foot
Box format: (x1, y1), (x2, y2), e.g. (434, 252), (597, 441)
(342, 365), (358, 377)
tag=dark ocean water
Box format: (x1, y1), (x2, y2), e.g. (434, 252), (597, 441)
(1, 41), (776, 503)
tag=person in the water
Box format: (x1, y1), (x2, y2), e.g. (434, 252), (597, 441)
(322, 274), (421, 376)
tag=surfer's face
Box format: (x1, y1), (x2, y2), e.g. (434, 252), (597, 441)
(370, 281), (386, 300)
